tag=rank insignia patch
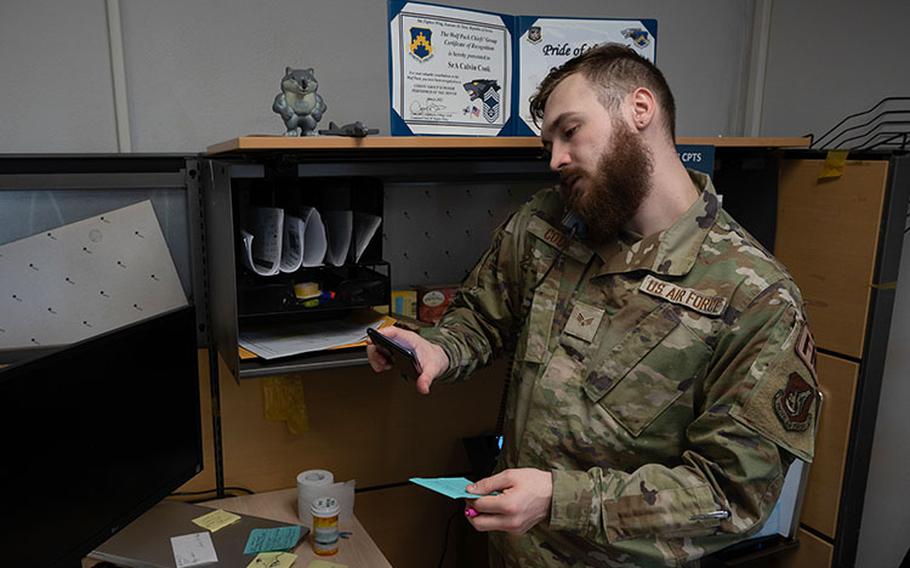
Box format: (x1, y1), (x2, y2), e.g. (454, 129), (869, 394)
(565, 302), (604, 343)
(773, 372), (815, 432)
(463, 80), (501, 123)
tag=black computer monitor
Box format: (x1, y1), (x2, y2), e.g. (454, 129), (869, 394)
(0, 306), (202, 568)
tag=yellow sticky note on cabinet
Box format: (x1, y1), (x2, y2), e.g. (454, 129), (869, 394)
(247, 552), (298, 568)
(191, 508), (241, 532)
(263, 375), (309, 434)
(818, 149), (849, 180)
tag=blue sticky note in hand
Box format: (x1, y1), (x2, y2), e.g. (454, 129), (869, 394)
(243, 526), (302, 555)
(409, 477), (494, 499)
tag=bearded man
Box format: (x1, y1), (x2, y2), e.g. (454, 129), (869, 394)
(368, 44), (819, 568)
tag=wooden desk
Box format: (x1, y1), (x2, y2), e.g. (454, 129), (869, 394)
(204, 489), (393, 568)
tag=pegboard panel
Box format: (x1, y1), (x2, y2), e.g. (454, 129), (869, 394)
(0, 188), (193, 297)
(383, 180), (544, 287)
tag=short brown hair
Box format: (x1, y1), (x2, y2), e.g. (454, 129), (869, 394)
(529, 43), (677, 141)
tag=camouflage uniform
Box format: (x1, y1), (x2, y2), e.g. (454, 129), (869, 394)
(419, 171), (820, 567)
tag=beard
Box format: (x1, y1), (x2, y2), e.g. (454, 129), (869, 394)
(559, 120), (653, 245)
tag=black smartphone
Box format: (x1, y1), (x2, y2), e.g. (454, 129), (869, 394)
(367, 327), (422, 379)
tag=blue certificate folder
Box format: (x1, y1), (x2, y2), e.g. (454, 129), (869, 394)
(387, 1), (657, 137)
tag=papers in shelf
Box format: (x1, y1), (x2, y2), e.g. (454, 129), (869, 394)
(241, 207), (379, 275)
(323, 210), (353, 267)
(353, 212), (382, 263)
(239, 315), (388, 360)
(241, 207), (284, 276)
(301, 207), (328, 268)
(279, 214), (305, 273)
(238, 315), (397, 360)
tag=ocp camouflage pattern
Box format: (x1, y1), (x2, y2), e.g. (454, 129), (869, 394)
(420, 171), (819, 567)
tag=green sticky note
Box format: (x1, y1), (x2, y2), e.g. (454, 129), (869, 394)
(409, 477), (494, 499)
(243, 526), (302, 555)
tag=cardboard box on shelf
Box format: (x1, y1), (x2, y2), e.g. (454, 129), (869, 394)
(391, 289), (418, 319)
(416, 284), (459, 324)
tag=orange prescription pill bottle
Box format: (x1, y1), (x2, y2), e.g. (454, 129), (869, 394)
(311, 496), (340, 555)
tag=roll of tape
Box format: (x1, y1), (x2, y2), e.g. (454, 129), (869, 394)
(294, 281), (320, 299)
(297, 469), (334, 524)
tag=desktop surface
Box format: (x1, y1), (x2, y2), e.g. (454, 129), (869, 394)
(91, 500), (306, 568)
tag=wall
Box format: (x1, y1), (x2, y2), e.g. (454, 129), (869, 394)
(0, 1), (118, 152)
(760, 1), (910, 566)
(0, 0), (754, 154)
(761, 0), (910, 141)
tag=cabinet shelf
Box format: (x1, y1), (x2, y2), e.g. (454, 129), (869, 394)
(201, 136), (813, 380)
(237, 347), (369, 378)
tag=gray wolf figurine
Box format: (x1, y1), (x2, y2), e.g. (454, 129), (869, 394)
(273, 67), (327, 136)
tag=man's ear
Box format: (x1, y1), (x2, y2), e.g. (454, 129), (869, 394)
(630, 87), (657, 132)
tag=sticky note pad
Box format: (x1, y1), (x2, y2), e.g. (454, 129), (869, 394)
(247, 551), (298, 568)
(307, 560), (348, 568)
(192, 508), (242, 533)
(171, 532), (218, 567)
(409, 477), (494, 499)
(819, 149), (849, 180)
(243, 526), (303, 555)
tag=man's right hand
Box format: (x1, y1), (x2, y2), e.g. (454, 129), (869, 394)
(366, 326), (449, 395)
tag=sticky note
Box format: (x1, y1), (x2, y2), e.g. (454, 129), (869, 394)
(307, 560), (348, 568)
(170, 532), (218, 567)
(818, 149), (849, 181)
(409, 477), (495, 499)
(247, 551), (298, 568)
(191, 508), (242, 533)
(243, 526), (303, 555)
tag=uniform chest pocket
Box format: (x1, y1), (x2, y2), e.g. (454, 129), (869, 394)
(583, 303), (711, 437)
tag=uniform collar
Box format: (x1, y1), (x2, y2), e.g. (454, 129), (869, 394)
(594, 170), (720, 278)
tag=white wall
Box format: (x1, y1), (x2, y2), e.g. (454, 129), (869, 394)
(761, 0), (910, 140)
(760, 2), (910, 566)
(0, 1), (118, 152)
(0, 0), (754, 154)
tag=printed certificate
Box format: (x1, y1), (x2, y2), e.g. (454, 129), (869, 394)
(517, 17), (657, 135)
(389, 1), (512, 136)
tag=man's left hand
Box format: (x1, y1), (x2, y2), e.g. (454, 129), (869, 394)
(464, 468), (553, 534)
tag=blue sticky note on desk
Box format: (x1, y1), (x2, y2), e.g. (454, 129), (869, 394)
(243, 525), (302, 555)
(409, 477), (494, 499)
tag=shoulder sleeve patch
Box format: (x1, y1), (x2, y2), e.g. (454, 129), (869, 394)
(730, 323), (820, 462)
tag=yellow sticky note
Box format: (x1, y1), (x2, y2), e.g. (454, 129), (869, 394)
(191, 508), (242, 533)
(818, 149), (849, 180)
(307, 560), (348, 568)
(263, 375), (310, 434)
(247, 552), (298, 568)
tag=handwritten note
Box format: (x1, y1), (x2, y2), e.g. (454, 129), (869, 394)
(246, 551), (298, 568)
(170, 532), (218, 567)
(243, 526), (303, 554)
(191, 508), (242, 532)
(409, 477), (495, 499)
